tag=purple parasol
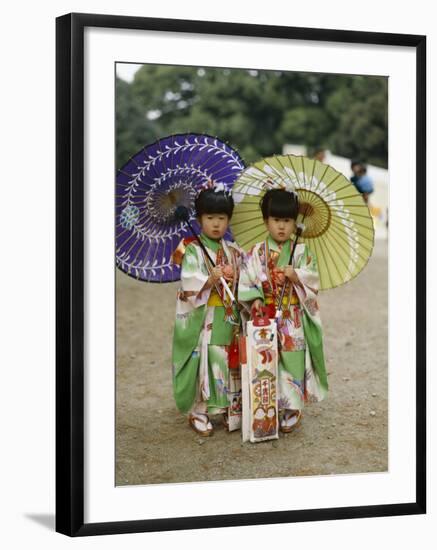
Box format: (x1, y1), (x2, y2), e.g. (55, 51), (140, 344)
(116, 134), (245, 282)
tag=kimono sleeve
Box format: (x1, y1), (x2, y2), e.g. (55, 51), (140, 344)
(179, 243), (211, 308)
(294, 244), (320, 301)
(293, 244), (328, 396)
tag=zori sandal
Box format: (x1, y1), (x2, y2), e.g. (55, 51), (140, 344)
(188, 413), (213, 437)
(280, 410), (303, 433)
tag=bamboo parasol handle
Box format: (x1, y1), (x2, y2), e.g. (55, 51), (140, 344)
(276, 207), (308, 315)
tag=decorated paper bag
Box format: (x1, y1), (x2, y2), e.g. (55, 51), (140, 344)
(241, 309), (279, 443)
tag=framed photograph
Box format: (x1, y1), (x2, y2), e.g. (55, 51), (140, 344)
(56, 12), (426, 536)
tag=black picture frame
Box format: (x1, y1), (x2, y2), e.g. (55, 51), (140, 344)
(56, 12), (426, 537)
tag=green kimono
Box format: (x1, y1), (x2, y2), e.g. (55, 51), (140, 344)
(172, 234), (242, 415)
(239, 236), (328, 410)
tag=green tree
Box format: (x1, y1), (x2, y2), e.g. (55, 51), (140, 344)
(326, 76), (388, 166)
(116, 65), (388, 170)
(116, 77), (159, 169)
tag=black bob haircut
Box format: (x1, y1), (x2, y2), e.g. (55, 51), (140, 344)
(260, 188), (299, 220)
(195, 188), (234, 218)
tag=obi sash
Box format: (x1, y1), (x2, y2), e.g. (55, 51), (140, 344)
(207, 288), (223, 307)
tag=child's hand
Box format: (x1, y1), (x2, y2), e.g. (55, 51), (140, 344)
(272, 267), (286, 285)
(208, 266), (224, 285)
(283, 265), (300, 284)
(222, 265), (234, 281)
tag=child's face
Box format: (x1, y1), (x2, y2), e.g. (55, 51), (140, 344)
(265, 216), (296, 243)
(199, 213), (229, 240)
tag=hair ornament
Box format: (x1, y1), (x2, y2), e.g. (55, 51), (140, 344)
(203, 178), (231, 197)
(262, 179), (276, 190)
(213, 181), (226, 193)
(263, 178), (298, 197)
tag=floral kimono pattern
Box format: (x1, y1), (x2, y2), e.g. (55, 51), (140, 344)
(239, 235), (328, 410)
(172, 234), (243, 415)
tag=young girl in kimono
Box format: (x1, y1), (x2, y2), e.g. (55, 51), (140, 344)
(172, 188), (242, 437)
(239, 188), (328, 433)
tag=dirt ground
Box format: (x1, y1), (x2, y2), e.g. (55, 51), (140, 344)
(115, 240), (388, 486)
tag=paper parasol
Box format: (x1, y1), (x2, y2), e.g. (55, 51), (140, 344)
(116, 134), (245, 282)
(230, 155), (374, 290)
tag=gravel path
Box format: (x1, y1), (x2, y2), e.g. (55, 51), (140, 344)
(115, 240), (388, 485)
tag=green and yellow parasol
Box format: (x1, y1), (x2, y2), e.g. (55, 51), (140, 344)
(230, 155), (374, 290)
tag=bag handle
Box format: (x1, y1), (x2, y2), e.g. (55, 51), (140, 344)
(251, 305), (271, 326)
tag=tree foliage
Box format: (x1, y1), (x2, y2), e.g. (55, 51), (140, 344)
(116, 65), (388, 170)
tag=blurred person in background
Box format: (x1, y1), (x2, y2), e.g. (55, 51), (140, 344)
(350, 160), (374, 205)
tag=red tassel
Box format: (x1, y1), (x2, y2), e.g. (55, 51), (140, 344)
(294, 306), (301, 328)
(228, 338), (240, 369)
(239, 335), (247, 365)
